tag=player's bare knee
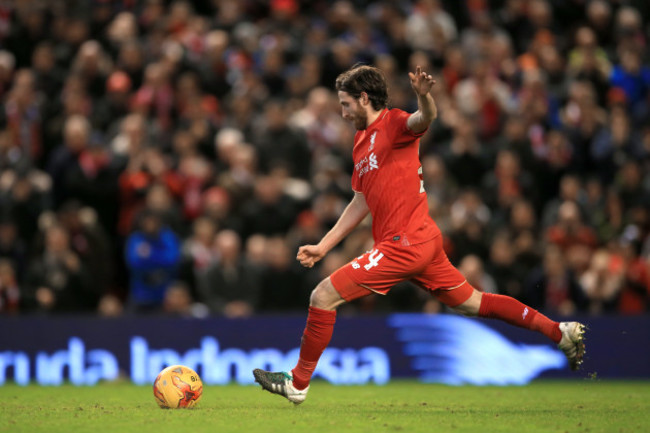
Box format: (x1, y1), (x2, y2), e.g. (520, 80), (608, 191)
(309, 286), (334, 310)
(452, 289), (482, 317)
(453, 304), (478, 317)
(310, 278), (344, 311)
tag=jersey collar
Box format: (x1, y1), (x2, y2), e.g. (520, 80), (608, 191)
(365, 108), (388, 130)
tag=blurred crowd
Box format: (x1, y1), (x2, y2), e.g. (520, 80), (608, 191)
(0, 0), (649, 318)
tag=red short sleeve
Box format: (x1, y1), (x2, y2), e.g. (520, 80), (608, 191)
(390, 110), (427, 147)
(351, 171), (361, 192)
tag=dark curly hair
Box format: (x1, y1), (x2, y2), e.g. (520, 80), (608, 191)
(335, 64), (388, 111)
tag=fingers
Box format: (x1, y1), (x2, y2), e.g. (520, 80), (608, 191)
(297, 255), (315, 268)
(296, 245), (311, 259)
(297, 245), (317, 268)
(411, 66), (434, 83)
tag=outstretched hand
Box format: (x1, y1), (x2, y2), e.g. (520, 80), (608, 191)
(409, 66), (436, 96)
(297, 244), (326, 268)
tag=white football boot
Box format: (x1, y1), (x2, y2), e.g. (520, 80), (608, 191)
(253, 369), (309, 405)
(558, 322), (586, 370)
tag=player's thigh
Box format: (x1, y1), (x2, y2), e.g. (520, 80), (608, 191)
(330, 242), (429, 302)
(410, 237), (473, 308)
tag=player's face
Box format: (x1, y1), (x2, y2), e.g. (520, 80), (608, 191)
(338, 91), (368, 130)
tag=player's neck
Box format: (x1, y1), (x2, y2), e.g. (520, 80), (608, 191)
(365, 108), (383, 129)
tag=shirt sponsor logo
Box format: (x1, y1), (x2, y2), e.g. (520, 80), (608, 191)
(356, 152), (379, 178)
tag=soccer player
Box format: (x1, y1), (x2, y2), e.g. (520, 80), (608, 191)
(253, 65), (585, 404)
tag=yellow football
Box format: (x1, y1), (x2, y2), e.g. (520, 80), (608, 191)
(153, 365), (203, 409)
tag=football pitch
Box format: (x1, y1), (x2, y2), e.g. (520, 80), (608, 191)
(1, 381), (649, 433)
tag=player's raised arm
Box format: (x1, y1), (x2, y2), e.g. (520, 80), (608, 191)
(406, 66), (437, 134)
(297, 192), (369, 268)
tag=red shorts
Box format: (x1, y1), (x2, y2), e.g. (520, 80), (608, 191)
(330, 235), (472, 307)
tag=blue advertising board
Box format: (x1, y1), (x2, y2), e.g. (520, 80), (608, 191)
(0, 314), (648, 386)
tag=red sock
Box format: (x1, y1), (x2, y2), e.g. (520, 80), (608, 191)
(291, 306), (336, 390)
(478, 293), (561, 343)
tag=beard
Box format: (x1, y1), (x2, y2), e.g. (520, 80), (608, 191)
(350, 108), (368, 130)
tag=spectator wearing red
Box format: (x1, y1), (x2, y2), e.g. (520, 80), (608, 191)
(546, 201), (598, 253)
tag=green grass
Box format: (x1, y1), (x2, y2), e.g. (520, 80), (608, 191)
(1, 381), (649, 433)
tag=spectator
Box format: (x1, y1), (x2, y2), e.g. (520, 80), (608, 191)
(197, 230), (260, 317)
(546, 201), (598, 253)
(258, 236), (310, 311)
(590, 188), (625, 244)
(23, 224), (95, 312)
(3, 69), (42, 164)
(568, 26), (611, 105)
(290, 87), (347, 160)
(163, 281), (202, 317)
(97, 293), (124, 317)
(458, 254), (497, 294)
(486, 232), (526, 299)
(507, 199), (538, 242)
(482, 149), (536, 215)
(0, 259), (20, 314)
(93, 71), (133, 131)
(610, 46), (650, 122)
(405, 0), (457, 56)
(57, 201), (114, 295)
(525, 245), (587, 316)
(71, 40), (111, 100)
(216, 142), (257, 208)
(47, 115), (90, 205)
(55, 131), (121, 235)
(615, 161), (649, 211)
(591, 107), (644, 184)
(179, 216), (217, 293)
(617, 236), (650, 314)
(442, 117), (486, 188)
(254, 99), (311, 179)
(200, 186), (242, 235)
(493, 116), (537, 175)
(116, 39), (145, 91)
(117, 146), (183, 236)
(541, 174), (584, 229)
(534, 130), (574, 207)
(198, 30), (231, 99)
(241, 175), (298, 238)
(124, 209), (181, 313)
(0, 51), (15, 99)
(0, 168), (51, 242)
(132, 62), (174, 132)
(580, 248), (624, 314)
(109, 113), (149, 168)
(586, 0), (614, 49)
(454, 56), (512, 139)
(30, 42), (64, 102)
(0, 216), (26, 280)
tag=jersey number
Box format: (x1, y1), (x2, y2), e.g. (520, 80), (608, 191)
(418, 166), (425, 193)
(364, 249), (384, 270)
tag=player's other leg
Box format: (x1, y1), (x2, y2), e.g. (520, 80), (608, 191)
(450, 288), (586, 370)
(253, 277), (344, 404)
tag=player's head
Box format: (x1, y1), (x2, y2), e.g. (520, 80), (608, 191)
(336, 64), (388, 130)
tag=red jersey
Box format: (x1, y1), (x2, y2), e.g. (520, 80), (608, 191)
(351, 108), (440, 245)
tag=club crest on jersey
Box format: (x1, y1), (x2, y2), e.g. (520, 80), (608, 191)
(355, 152), (379, 178)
